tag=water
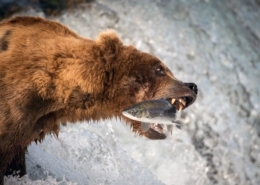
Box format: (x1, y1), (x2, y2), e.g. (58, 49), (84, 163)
(4, 0), (260, 184)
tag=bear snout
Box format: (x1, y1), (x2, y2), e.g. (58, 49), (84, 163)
(184, 82), (198, 95)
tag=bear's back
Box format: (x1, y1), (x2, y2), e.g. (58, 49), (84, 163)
(0, 16), (80, 39)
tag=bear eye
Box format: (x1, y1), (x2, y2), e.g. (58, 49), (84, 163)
(155, 65), (165, 76)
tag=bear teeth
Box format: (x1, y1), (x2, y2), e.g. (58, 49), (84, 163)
(178, 98), (186, 107)
(171, 98), (186, 111)
(179, 104), (184, 111)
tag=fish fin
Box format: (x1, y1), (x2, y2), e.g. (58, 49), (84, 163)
(175, 124), (182, 130)
(174, 120), (183, 130)
(167, 125), (173, 135)
(141, 122), (150, 132)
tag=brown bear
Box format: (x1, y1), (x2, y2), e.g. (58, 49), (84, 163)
(0, 16), (197, 183)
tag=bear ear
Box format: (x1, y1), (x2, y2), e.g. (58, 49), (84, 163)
(96, 29), (123, 61)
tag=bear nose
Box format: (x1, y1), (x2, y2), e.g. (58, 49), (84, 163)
(184, 82), (198, 95)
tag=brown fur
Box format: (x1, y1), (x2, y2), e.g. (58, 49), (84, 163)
(0, 16), (197, 175)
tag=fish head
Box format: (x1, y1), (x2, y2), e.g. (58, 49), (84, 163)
(122, 104), (146, 119)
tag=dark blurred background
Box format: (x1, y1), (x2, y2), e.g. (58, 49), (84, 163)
(0, 0), (94, 19)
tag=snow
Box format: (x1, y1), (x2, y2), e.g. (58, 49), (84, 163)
(4, 0), (260, 184)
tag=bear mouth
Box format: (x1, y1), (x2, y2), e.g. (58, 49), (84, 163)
(167, 96), (193, 111)
(144, 95), (195, 139)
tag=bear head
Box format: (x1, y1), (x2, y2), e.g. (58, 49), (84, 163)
(93, 30), (197, 139)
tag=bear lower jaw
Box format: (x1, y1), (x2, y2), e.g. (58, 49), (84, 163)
(144, 125), (167, 140)
(144, 122), (182, 140)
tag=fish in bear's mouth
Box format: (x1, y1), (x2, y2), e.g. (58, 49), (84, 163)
(147, 96), (194, 135)
(122, 94), (196, 137)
